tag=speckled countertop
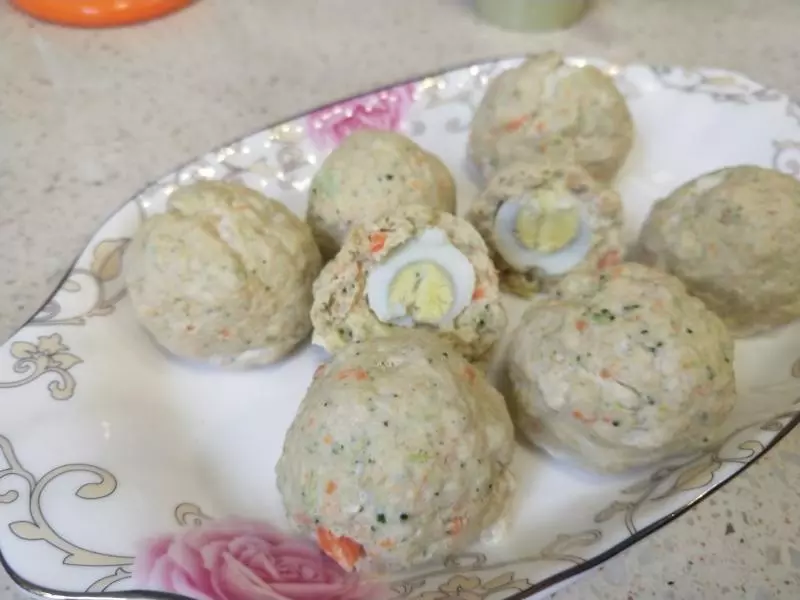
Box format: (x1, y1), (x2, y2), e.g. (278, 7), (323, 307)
(0, 0), (798, 598)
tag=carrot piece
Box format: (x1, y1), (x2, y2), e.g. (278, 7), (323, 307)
(336, 368), (369, 381)
(599, 368), (612, 379)
(575, 320), (588, 332)
(572, 409), (596, 424)
(503, 115), (529, 132)
(323, 434), (333, 445)
(313, 364), (326, 379)
(596, 249), (621, 270)
(378, 538), (395, 549)
(325, 480), (338, 495)
(316, 527), (365, 571)
(472, 286), (486, 301)
(219, 327), (232, 339)
(369, 232), (387, 253)
(446, 516), (466, 536)
(463, 365), (476, 385)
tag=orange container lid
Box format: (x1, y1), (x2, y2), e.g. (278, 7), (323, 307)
(12, 0), (193, 27)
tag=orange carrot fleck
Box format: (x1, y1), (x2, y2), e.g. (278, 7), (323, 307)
(219, 327), (231, 339)
(472, 286), (486, 301)
(409, 179), (425, 191)
(599, 368), (612, 379)
(323, 434), (333, 445)
(325, 480), (338, 494)
(463, 365), (476, 385)
(446, 516), (466, 536)
(369, 232), (387, 253)
(316, 527), (365, 571)
(597, 249), (621, 270)
(336, 368), (369, 381)
(575, 320), (588, 332)
(313, 364), (326, 379)
(503, 115), (529, 132)
(572, 409), (596, 424)
(378, 538), (396, 549)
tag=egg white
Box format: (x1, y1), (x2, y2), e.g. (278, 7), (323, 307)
(493, 198), (592, 275)
(366, 228), (476, 328)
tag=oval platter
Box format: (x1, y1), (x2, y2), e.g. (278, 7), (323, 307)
(1, 56), (800, 600)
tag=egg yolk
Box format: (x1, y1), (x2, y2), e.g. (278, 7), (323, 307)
(514, 200), (580, 253)
(388, 261), (455, 325)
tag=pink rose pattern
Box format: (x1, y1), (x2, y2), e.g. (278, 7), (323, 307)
(306, 83), (417, 149)
(132, 519), (385, 600)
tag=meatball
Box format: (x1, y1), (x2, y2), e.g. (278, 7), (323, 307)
(469, 52), (634, 182)
(276, 331), (515, 572)
(507, 263), (736, 473)
(307, 129), (456, 258)
(467, 161), (624, 297)
(636, 165), (800, 337)
(125, 181), (322, 366)
(311, 204), (507, 362)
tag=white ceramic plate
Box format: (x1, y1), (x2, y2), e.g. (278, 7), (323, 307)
(2, 56), (800, 600)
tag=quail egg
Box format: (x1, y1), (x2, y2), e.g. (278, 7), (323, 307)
(366, 228), (476, 328)
(467, 161), (625, 297)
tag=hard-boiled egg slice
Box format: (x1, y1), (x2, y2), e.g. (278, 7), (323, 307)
(493, 193), (591, 275)
(367, 228), (476, 328)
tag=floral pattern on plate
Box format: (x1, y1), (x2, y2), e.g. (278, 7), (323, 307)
(306, 83), (417, 150)
(132, 519), (384, 600)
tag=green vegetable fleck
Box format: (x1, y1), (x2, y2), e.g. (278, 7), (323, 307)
(408, 450), (431, 463)
(590, 309), (615, 324)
